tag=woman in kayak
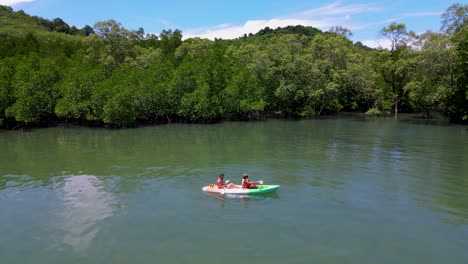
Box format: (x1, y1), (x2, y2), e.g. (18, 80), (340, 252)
(242, 173), (258, 189)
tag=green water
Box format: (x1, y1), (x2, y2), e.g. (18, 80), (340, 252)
(1, 117), (467, 264)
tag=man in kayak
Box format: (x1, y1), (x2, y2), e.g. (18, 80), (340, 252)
(216, 173), (235, 189)
(242, 173), (258, 189)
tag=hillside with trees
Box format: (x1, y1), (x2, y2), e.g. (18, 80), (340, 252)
(0, 3), (467, 128)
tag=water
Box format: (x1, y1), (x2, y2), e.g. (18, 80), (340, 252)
(1, 116), (467, 264)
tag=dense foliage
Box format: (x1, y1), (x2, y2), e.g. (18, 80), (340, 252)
(0, 3), (467, 128)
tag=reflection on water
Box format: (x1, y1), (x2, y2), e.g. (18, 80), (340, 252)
(59, 175), (116, 252)
(203, 192), (279, 208)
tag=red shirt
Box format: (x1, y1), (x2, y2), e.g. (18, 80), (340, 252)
(242, 179), (248, 188)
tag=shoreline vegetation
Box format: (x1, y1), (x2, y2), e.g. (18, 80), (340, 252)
(0, 112), (453, 132)
(0, 4), (467, 129)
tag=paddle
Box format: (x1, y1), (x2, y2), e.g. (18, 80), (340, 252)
(220, 179), (230, 194)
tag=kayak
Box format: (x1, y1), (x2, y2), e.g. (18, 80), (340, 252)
(202, 184), (280, 195)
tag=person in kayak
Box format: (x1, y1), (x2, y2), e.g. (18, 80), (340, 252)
(242, 173), (258, 189)
(216, 173), (235, 189)
(216, 173), (227, 188)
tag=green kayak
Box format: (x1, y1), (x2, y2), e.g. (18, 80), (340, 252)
(202, 184), (280, 194)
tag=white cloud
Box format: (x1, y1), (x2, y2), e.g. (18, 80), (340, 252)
(0, 0), (34, 5)
(361, 39), (392, 50)
(184, 1), (378, 40)
(402, 11), (442, 17)
(297, 1), (379, 17)
(184, 18), (329, 40)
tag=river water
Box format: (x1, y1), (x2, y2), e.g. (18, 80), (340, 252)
(1, 116), (467, 264)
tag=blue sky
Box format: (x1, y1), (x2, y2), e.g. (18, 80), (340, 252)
(1, 0), (461, 48)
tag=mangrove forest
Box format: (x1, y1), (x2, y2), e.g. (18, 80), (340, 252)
(0, 3), (467, 128)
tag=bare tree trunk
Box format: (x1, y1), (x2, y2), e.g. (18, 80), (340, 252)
(394, 101), (398, 119)
(318, 104), (324, 116)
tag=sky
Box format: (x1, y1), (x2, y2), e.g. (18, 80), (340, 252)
(1, 0), (462, 49)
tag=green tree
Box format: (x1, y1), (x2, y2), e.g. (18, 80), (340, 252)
(328, 26), (352, 39)
(338, 52), (379, 112)
(0, 58), (16, 126)
(159, 29), (183, 56)
(125, 46), (162, 69)
(176, 42), (228, 122)
(87, 64), (142, 126)
(406, 31), (456, 118)
(222, 67), (266, 119)
(135, 59), (175, 122)
(175, 37), (214, 61)
(6, 55), (60, 124)
(377, 22), (415, 117)
(301, 34), (353, 116)
(80, 25), (94, 36)
(55, 62), (106, 122)
(226, 43), (274, 108)
(84, 20), (137, 72)
(51, 18), (70, 34)
(265, 34), (306, 115)
(441, 3), (468, 35)
(448, 25), (468, 122)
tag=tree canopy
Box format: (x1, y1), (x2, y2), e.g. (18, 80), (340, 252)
(0, 3), (467, 128)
